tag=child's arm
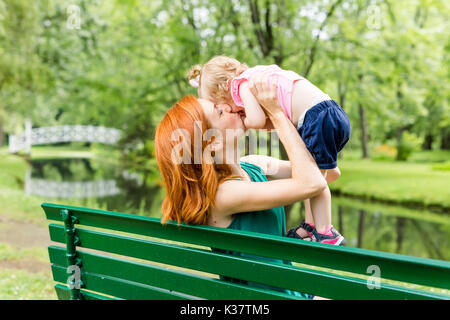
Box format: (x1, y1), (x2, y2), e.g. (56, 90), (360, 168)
(239, 81), (267, 129)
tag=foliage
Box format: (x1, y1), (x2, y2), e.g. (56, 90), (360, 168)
(0, 0), (449, 161)
(396, 131), (423, 161)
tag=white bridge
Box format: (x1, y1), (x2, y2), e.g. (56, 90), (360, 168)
(9, 120), (122, 153)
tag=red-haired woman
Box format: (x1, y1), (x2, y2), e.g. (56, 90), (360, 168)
(155, 76), (327, 299)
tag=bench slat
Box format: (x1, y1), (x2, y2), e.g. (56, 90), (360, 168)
(48, 246), (302, 300)
(52, 265), (199, 300)
(42, 203), (450, 291)
(54, 284), (119, 300)
(48, 224), (447, 300)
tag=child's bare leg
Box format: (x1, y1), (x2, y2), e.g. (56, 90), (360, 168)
(296, 173), (328, 238)
(295, 199), (314, 238)
(304, 199), (314, 226)
(294, 169), (344, 244)
(309, 170), (332, 233)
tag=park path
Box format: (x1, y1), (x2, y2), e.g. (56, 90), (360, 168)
(0, 214), (52, 274)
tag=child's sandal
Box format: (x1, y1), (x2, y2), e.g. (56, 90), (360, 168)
(287, 220), (315, 240)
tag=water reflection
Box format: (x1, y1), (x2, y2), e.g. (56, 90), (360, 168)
(287, 197), (450, 261)
(28, 158), (450, 261)
(27, 158), (162, 215)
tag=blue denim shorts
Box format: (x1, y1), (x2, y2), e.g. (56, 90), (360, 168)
(297, 100), (351, 170)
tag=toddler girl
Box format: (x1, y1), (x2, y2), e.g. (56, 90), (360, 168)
(188, 56), (350, 245)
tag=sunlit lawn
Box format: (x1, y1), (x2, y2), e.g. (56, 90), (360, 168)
(0, 269), (56, 300)
(0, 243), (56, 300)
(331, 158), (450, 211)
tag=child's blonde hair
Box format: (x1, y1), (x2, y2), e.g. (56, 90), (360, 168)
(187, 56), (248, 103)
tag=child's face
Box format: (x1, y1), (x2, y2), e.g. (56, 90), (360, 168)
(221, 97), (245, 114)
(199, 99), (246, 133)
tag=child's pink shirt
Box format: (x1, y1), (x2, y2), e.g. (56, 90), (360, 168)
(229, 65), (304, 121)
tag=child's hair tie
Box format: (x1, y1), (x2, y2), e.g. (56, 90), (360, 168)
(189, 75), (200, 88)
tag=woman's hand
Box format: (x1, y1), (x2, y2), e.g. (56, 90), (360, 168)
(248, 75), (283, 119)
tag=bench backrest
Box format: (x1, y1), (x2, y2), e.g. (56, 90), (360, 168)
(42, 203), (450, 300)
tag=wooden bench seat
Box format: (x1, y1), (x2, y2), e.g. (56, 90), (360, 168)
(42, 203), (450, 300)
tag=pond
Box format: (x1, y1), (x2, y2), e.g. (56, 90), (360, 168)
(28, 157), (450, 261)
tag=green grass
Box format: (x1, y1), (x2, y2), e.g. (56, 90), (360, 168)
(331, 158), (450, 212)
(342, 149), (450, 164)
(409, 150), (450, 163)
(0, 269), (56, 300)
(0, 149), (47, 226)
(0, 243), (49, 264)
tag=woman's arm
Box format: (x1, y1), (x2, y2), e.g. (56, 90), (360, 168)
(212, 77), (327, 217)
(239, 81), (267, 129)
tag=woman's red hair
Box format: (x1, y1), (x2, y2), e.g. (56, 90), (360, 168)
(155, 95), (239, 225)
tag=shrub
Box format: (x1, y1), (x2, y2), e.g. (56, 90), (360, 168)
(372, 144), (397, 161)
(396, 132), (423, 161)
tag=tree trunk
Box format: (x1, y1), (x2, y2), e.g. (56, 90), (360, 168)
(0, 120), (4, 146)
(396, 127), (405, 161)
(303, 0), (343, 77)
(441, 127), (450, 150)
(422, 134), (433, 150)
(248, 0), (273, 58)
(359, 103), (370, 159)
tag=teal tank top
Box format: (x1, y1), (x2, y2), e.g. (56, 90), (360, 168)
(212, 161), (311, 299)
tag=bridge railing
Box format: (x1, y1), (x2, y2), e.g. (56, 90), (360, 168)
(9, 120), (122, 154)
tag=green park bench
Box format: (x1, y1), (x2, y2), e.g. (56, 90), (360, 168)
(42, 203), (450, 300)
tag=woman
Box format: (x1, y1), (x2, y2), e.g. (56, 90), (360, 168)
(155, 76), (327, 299)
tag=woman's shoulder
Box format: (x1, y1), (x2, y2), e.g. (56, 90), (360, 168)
(240, 156), (267, 177)
(240, 155), (270, 169)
